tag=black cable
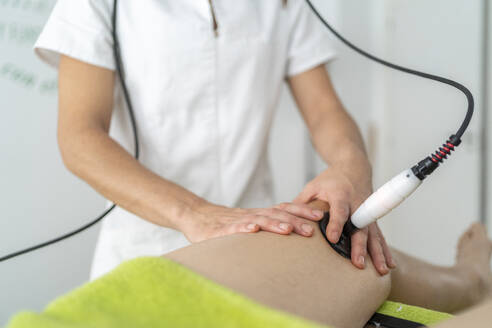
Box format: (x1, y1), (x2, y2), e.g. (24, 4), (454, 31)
(305, 0), (474, 142)
(1, 1), (475, 262)
(112, 0), (139, 159)
(0, 0), (138, 262)
(0, 205), (116, 262)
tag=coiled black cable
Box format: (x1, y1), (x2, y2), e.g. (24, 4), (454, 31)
(0, 0), (137, 262)
(431, 140), (456, 164)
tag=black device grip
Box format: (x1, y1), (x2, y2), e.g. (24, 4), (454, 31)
(319, 212), (359, 259)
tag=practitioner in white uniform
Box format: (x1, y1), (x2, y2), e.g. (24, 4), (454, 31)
(35, 0), (394, 279)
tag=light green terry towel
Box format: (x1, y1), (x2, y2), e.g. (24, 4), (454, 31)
(6, 257), (452, 328)
(376, 300), (452, 326)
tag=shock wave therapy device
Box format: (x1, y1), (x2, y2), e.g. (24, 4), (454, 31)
(0, 0), (474, 262)
(319, 169), (425, 259)
(306, 0), (474, 258)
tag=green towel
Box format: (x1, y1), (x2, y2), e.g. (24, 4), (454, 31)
(7, 257), (323, 328)
(376, 300), (453, 326)
(6, 257), (452, 328)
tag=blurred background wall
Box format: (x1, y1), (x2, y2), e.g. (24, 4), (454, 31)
(1, 0), (490, 324)
(0, 0), (105, 322)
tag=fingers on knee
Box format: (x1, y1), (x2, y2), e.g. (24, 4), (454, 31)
(262, 209), (309, 235)
(275, 203), (323, 221)
(352, 231), (368, 255)
(290, 218), (315, 236)
(238, 222), (259, 233)
(252, 216), (293, 234)
(369, 237), (389, 274)
(271, 212), (314, 236)
(351, 231), (368, 268)
(327, 203), (350, 238)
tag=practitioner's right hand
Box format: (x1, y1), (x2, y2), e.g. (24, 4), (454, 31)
(180, 201), (325, 243)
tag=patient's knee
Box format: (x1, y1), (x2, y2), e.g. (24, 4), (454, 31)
(363, 255), (392, 300)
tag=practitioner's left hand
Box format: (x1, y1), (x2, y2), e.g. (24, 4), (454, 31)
(294, 167), (396, 275)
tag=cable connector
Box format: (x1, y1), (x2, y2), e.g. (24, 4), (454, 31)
(411, 135), (460, 180)
(411, 157), (438, 180)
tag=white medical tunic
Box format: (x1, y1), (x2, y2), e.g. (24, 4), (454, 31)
(35, 0), (336, 279)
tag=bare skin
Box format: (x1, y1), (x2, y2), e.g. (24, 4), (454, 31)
(165, 202), (492, 327)
(434, 300), (492, 328)
(58, 56), (492, 326)
(290, 66), (392, 274)
(389, 223), (492, 313)
(56, 52), (492, 325)
(57, 55), (327, 240)
(166, 224), (390, 328)
(58, 55), (392, 274)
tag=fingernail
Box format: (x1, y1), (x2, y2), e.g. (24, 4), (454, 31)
(247, 223), (257, 231)
(329, 231), (339, 242)
(381, 263), (388, 271)
(279, 223), (290, 231)
(301, 223), (313, 234)
(312, 210), (324, 219)
(359, 256), (365, 267)
(389, 258), (397, 268)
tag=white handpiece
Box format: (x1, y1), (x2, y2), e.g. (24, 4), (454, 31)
(351, 169), (422, 229)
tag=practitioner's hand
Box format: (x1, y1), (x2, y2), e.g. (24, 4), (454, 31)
(181, 201), (325, 243)
(366, 222), (396, 275)
(294, 167), (396, 275)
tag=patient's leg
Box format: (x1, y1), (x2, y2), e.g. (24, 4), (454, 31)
(434, 300), (492, 328)
(389, 223), (492, 313)
(166, 230), (391, 328)
(165, 202), (491, 327)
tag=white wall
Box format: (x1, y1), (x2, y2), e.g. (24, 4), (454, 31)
(373, 0), (484, 266)
(270, 0), (377, 200)
(270, 0), (341, 202)
(486, 0), (492, 238)
(0, 1), (105, 324)
(0, 1), (344, 323)
(0, 0), (488, 324)
(273, 0), (488, 268)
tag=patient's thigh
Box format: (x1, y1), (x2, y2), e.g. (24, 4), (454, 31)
(165, 230), (391, 328)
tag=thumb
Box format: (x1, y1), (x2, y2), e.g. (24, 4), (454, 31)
(294, 186), (317, 204)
